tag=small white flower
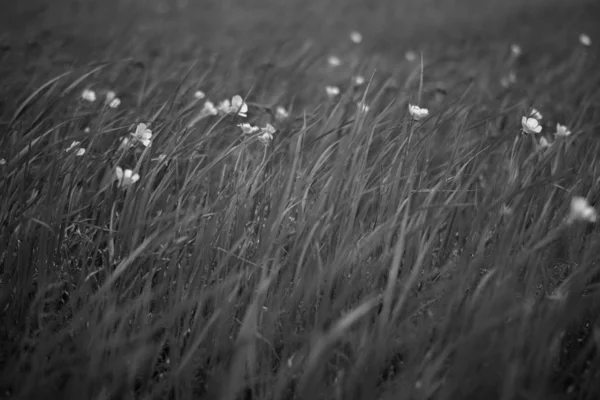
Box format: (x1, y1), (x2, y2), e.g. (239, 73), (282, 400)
(106, 90), (117, 102)
(275, 106), (289, 121)
(555, 123), (572, 137)
(529, 108), (543, 120)
(328, 55), (342, 67)
(405, 50), (417, 62)
(539, 137), (551, 149)
(218, 95), (248, 117)
(203, 100), (218, 116)
(84, 127), (91, 133)
(115, 166), (140, 187)
(108, 98), (121, 108)
(352, 75), (365, 86)
(257, 123), (276, 146)
(238, 123), (259, 134)
(325, 85), (340, 98)
(568, 196), (597, 224)
(521, 117), (542, 134)
(349, 31), (363, 44)
(510, 44), (522, 57)
(130, 123), (153, 147)
(408, 104), (429, 121)
(357, 101), (370, 114)
(81, 89), (97, 102)
(194, 90), (206, 100)
(0, 158), (6, 165)
(579, 33), (591, 47)
(66, 141), (81, 152)
(75, 148), (86, 156)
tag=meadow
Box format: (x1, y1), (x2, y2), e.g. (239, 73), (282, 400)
(1, 0), (600, 399)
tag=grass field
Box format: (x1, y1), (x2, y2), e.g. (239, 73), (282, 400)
(1, 0), (600, 399)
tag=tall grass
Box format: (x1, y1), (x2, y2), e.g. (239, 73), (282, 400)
(0, 24), (599, 400)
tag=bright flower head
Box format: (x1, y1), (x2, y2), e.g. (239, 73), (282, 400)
(568, 196), (597, 224)
(350, 31), (363, 44)
(115, 166), (140, 187)
(408, 104), (429, 121)
(275, 106), (289, 121)
(579, 33), (591, 47)
(405, 50), (417, 62)
(218, 95), (248, 117)
(238, 123), (259, 135)
(328, 56), (342, 67)
(130, 123), (152, 147)
(203, 101), (218, 116)
(539, 137), (551, 149)
(510, 44), (522, 57)
(325, 85), (340, 99)
(66, 141), (81, 152)
(555, 123), (571, 137)
(521, 117), (542, 134)
(258, 123), (276, 146)
(352, 75), (365, 86)
(194, 90), (206, 100)
(81, 89), (96, 102)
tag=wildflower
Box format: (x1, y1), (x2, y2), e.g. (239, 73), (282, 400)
(66, 141), (81, 152)
(510, 44), (522, 57)
(579, 33), (591, 47)
(350, 31), (363, 44)
(218, 95), (248, 117)
(568, 196), (597, 224)
(352, 75), (365, 86)
(521, 117), (542, 134)
(84, 127), (91, 133)
(555, 123), (572, 137)
(408, 104), (429, 121)
(257, 123), (275, 145)
(75, 148), (86, 156)
(108, 98), (121, 108)
(539, 137), (551, 149)
(328, 55), (342, 67)
(115, 166), (140, 187)
(238, 123), (259, 134)
(325, 85), (340, 98)
(194, 90), (206, 100)
(81, 89), (97, 102)
(405, 50), (417, 62)
(275, 106), (289, 121)
(529, 108), (543, 120)
(130, 123), (152, 147)
(357, 101), (370, 114)
(202, 100), (218, 116)
(106, 90), (117, 102)
(500, 71), (517, 88)
(0, 158), (6, 165)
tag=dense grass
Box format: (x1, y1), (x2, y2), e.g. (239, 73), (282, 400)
(1, 1), (600, 399)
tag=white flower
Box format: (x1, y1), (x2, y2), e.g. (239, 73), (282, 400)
(194, 90), (206, 100)
(106, 90), (117, 102)
(0, 158), (5, 165)
(328, 56), (342, 67)
(84, 127), (91, 133)
(275, 106), (289, 121)
(579, 33), (591, 47)
(325, 85), (340, 98)
(108, 98), (121, 108)
(81, 89), (97, 102)
(257, 123), (276, 145)
(510, 44), (522, 57)
(405, 50), (417, 62)
(66, 141), (81, 152)
(203, 100), (218, 116)
(555, 123), (572, 137)
(218, 95), (248, 117)
(130, 123), (152, 147)
(568, 196), (597, 223)
(521, 117), (542, 134)
(350, 31), (363, 44)
(115, 166), (140, 187)
(539, 137), (551, 149)
(238, 123), (259, 134)
(357, 101), (370, 114)
(352, 75), (365, 86)
(408, 104), (429, 121)
(75, 148), (86, 156)
(529, 108), (543, 120)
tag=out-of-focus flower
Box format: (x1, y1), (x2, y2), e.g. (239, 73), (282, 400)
(325, 85), (340, 98)
(405, 50), (417, 62)
(554, 123), (571, 137)
(218, 95), (248, 117)
(500, 71), (517, 88)
(203, 100), (218, 116)
(539, 137), (551, 149)
(81, 89), (97, 102)
(130, 123), (152, 147)
(105, 90), (121, 108)
(257, 123), (275, 146)
(579, 33), (591, 47)
(568, 196), (597, 224)
(352, 75), (365, 86)
(75, 148), (86, 156)
(66, 141), (81, 152)
(408, 104), (429, 121)
(0, 158), (5, 165)
(275, 106), (289, 121)
(84, 127), (91, 133)
(328, 56), (342, 67)
(194, 90), (206, 100)
(521, 117), (542, 134)
(510, 44), (522, 57)
(115, 166), (140, 187)
(350, 31), (363, 44)
(529, 108), (543, 120)
(238, 123), (259, 134)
